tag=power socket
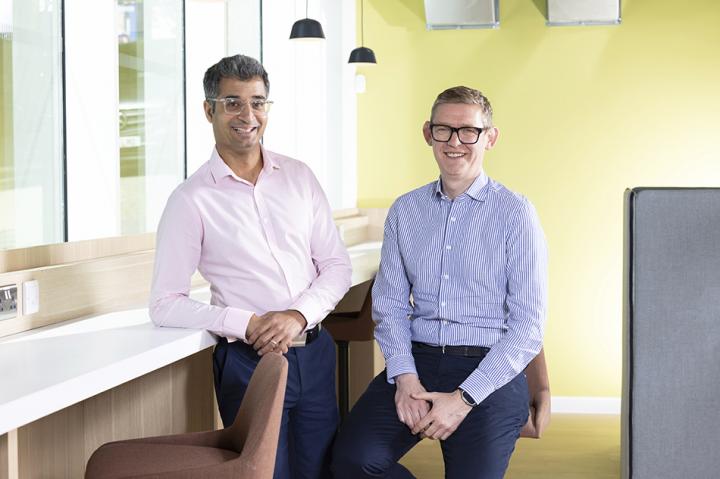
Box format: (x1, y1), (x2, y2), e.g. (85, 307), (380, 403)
(0, 284), (18, 321)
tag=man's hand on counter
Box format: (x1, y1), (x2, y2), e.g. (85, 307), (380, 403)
(246, 310), (307, 356)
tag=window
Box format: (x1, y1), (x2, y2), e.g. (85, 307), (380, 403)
(1, 0), (357, 251)
(64, 0), (185, 241)
(0, 0), (64, 250)
(116, 0), (185, 236)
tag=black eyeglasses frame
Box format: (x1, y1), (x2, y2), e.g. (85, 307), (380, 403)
(429, 123), (485, 145)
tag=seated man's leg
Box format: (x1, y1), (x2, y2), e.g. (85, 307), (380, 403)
(440, 366), (529, 479)
(331, 371), (421, 479)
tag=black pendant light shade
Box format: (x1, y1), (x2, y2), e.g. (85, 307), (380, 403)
(348, 46), (376, 64)
(289, 18), (325, 40)
(349, 0), (377, 64)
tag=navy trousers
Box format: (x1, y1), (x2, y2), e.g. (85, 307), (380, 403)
(331, 344), (528, 479)
(213, 329), (339, 479)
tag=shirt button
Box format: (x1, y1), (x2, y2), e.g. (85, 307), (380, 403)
(450, 217), (456, 222)
(445, 245), (452, 250)
(441, 301), (446, 307)
(443, 274), (449, 280)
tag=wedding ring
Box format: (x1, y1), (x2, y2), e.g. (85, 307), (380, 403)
(270, 340), (278, 348)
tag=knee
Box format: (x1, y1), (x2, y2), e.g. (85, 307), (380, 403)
(330, 440), (391, 478)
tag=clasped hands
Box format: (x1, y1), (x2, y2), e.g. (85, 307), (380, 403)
(395, 373), (551, 442)
(245, 310), (307, 356)
(394, 373), (472, 441)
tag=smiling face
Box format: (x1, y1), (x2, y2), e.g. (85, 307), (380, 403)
(423, 102), (498, 188)
(203, 76), (268, 158)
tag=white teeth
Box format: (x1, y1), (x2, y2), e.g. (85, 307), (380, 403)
(232, 126), (256, 133)
(446, 152), (464, 158)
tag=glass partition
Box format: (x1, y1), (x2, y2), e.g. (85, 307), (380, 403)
(116, 0), (185, 235)
(0, 0), (64, 249)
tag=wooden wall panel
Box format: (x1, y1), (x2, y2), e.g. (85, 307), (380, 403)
(0, 432), (8, 479)
(171, 352), (215, 433)
(0, 253), (207, 339)
(359, 208), (388, 242)
(0, 234), (155, 274)
(0, 431), (18, 479)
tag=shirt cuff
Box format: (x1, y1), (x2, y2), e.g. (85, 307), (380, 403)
(385, 354), (418, 384)
(459, 370), (496, 405)
(222, 307), (254, 343)
(288, 295), (323, 332)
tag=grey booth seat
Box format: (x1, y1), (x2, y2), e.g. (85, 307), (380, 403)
(623, 188), (720, 479)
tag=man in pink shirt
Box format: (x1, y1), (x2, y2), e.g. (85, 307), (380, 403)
(149, 54), (352, 479)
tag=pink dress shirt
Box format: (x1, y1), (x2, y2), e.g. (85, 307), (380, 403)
(149, 147), (352, 342)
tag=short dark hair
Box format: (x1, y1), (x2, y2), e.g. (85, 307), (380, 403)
(203, 55), (270, 111)
(431, 86), (493, 127)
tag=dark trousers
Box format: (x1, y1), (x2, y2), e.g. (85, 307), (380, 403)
(213, 329), (339, 479)
(331, 344), (528, 479)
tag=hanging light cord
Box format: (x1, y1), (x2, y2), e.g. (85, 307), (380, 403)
(306, 0), (309, 19)
(361, 0), (365, 46)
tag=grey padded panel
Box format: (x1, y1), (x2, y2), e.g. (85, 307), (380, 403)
(623, 188), (720, 479)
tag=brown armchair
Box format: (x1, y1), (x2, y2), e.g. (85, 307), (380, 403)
(85, 352), (288, 479)
(520, 348), (551, 438)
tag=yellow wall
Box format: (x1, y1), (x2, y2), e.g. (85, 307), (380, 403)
(357, 0), (720, 397)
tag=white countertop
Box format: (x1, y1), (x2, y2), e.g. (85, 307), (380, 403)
(0, 308), (218, 435)
(0, 241), (381, 435)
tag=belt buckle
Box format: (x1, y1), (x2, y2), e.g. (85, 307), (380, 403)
(291, 333), (307, 347)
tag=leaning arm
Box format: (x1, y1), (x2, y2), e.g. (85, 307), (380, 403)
(149, 189), (254, 340)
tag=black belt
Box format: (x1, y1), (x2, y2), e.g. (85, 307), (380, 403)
(412, 341), (489, 358)
(303, 324), (321, 345)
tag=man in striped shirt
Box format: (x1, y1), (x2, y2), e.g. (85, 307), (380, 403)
(331, 86), (548, 478)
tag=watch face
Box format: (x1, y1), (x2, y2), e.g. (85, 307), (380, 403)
(461, 389), (477, 407)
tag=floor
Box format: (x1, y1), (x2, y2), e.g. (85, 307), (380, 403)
(399, 414), (621, 479)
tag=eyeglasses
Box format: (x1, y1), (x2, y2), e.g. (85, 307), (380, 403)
(207, 97), (274, 115)
(429, 123), (485, 144)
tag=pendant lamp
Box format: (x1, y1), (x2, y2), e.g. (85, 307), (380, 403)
(348, 0), (376, 64)
(290, 0), (325, 40)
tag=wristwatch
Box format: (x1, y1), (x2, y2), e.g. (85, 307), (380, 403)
(458, 388), (478, 407)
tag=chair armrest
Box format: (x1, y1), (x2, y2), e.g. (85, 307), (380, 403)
(520, 348), (551, 439)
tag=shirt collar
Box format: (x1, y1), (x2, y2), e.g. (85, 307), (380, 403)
(434, 171), (489, 202)
(209, 145), (280, 185)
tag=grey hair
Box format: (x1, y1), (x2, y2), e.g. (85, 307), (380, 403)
(203, 55), (270, 111)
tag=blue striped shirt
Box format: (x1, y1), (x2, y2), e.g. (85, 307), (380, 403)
(372, 172), (548, 404)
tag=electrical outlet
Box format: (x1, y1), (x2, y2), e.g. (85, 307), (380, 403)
(23, 280), (40, 315)
(0, 284), (18, 321)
